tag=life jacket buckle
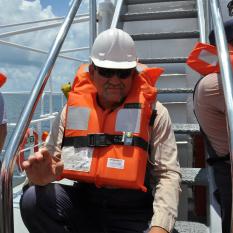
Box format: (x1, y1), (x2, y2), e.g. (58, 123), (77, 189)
(122, 132), (133, 146)
(87, 133), (111, 147)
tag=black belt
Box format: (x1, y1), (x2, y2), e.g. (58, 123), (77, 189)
(63, 134), (149, 151)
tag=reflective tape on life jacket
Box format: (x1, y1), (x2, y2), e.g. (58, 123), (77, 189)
(186, 42), (233, 76)
(17, 128), (39, 172)
(0, 73), (7, 87)
(61, 63), (164, 192)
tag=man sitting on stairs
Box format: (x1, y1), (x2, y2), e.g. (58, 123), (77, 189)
(187, 19), (233, 233)
(20, 28), (181, 233)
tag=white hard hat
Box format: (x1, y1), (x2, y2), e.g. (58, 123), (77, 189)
(90, 28), (137, 69)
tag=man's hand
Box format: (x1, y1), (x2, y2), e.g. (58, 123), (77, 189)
(22, 148), (64, 186)
(149, 226), (168, 233)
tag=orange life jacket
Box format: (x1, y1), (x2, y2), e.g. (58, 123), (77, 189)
(61, 64), (164, 192)
(0, 73), (7, 87)
(186, 42), (233, 75)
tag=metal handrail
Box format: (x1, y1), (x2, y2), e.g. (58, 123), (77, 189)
(209, 1), (233, 232)
(110, 0), (124, 28)
(0, 14), (89, 28)
(0, 15), (89, 39)
(2, 91), (63, 95)
(0, 1), (82, 232)
(196, 1), (222, 232)
(0, 39), (87, 62)
(89, 0), (97, 51)
(196, 0), (207, 43)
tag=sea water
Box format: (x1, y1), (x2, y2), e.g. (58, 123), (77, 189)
(2, 92), (65, 154)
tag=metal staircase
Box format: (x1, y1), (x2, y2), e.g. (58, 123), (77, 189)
(112, 0), (219, 232)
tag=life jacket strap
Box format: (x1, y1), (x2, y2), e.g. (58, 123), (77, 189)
(63, 134), (149, 151)
(149, 109), (157, 126)
(206, 154), (230, 166)
(198, 127), (230, 166)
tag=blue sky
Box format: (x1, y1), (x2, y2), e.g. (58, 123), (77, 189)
(0, 0), (104, 92)
(0, 0), (110, 91)
(40, 0), (71, 16)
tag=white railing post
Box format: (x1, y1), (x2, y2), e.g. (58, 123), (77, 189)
(89, 0), (97, 52)
(196, 0), (208, 43)
(98, 0), (115, 33)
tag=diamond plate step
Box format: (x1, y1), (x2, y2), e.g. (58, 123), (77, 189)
(173, 124), (200, 134)
(126, 0), (194, 4)
(158, 88), (193, 94)
(139, 57), (187, 64)
(131, 31), (199, 40)
(122, 9), (197, 21)
(173, 221), (209, 233)
(181, 168), (208, 186)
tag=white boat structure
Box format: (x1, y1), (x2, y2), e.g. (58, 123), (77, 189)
(1, 0), (233, 232)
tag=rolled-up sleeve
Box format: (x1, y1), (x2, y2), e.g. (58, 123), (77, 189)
(149, 101), (181, 232)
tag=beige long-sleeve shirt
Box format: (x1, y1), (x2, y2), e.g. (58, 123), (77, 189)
(194, 73), (229, 156)
(45, 101), (181, 232)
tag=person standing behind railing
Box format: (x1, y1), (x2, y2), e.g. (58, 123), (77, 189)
(0, 73), (7, 154)
(187, 19), (233, 233)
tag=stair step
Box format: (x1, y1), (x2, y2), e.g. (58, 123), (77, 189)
(160, 73), (187, 78)
(131, 31), (199, 40)
(158, 88), (193, 94)
(126, 0), (194, 4)
(139, 57), (187, 64)
(173, 123), (200, 134)
(174, 221), (209, 233)
(181, 168), (207, 186)
(122, 9), (197, 21)
(157, 74), (187, 89)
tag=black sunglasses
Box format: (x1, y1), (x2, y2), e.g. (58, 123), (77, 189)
(94, 65), (134, 79)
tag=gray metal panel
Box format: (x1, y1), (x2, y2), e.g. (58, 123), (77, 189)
(173, 123), (200, 134)
(122, 9), (197, 21)
(161, 102), (188, 123)
(135, 38), (197, 61)
(139, 57), (187, 64)
(158, 88), (193, 93)
(131, 31), (200, 40)
(124, 18), (198, 34)
(127, 1), (196, 14)
(157, 73), (187, 89)
(126, 0), (194, 4)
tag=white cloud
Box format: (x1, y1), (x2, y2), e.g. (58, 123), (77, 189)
(0, 0), (89, 92)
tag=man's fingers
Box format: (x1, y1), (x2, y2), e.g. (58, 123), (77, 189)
(40, 147), (51, 158)
(27, 153), (43, 163)
(21, 160), (31, 169)
(55, 161), (64, 176)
